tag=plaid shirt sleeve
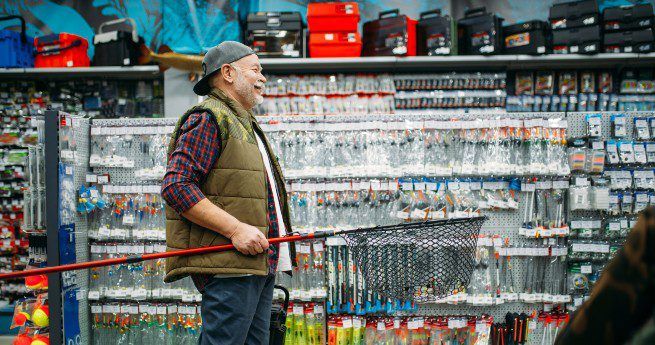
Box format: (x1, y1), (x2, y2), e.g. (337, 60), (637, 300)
(161, 112), (220, 214)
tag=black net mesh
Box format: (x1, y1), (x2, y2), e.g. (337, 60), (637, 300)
(341, 217), (486, 302)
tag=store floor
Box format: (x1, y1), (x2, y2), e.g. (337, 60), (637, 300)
(0, 336), (12, 345)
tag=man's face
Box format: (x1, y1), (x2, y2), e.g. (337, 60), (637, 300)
(230, 54), (266, 109)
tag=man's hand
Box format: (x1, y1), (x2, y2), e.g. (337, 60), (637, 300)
(229, 222), (269, 255)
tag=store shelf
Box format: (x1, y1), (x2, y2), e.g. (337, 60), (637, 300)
(261, 53), (655, 73)
(0, 66), (161, 79)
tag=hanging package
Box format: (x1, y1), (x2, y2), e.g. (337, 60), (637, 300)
(0, 15), (34, 68)
(457, 7), (504, 55)
(417, 9), (456, 56)
(603, 28), (654, 53)
(246, 12), (304, 58)
(549, 0), (600, 30)
(93, 18), (142, 66)
(552, 25), (601, 54)
(307, 2), (359, 32)
(362, 9), (417, 56)
(34, 33), (90, 68)
(603, 3), (654, 32)
(503, 20), (550, 55)
(309, 32), (361, 57)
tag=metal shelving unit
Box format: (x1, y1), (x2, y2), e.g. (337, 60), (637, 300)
(0, 66), (161, 79)
(261, 53), (655, 73)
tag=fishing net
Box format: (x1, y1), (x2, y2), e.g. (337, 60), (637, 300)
(341, 216), (486, 302)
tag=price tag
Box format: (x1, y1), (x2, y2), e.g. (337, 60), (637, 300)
(86, 174), (98, 183)
(298, 244), (311, 254)
(156, 306), (167, 315)
(293, 306), (303, 315)
(575, 177), (590, 186)
(88, 291), (100, 300)
(314, 305), (324, 315)
(97, 175), (110, 184)
(342, 318), (353, 329)
(581, 265), (592, 274)
(91, 305), (102, 314)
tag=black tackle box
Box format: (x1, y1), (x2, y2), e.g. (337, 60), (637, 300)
(362, 10), (417, 56)
(503, 20), (550, 55)
(549, 0), (599, 30)
(604, 28), (654, 53)
(93, 18), (142, 66)
(603, 3), (654, 32)
(457, 7), (504, 55)
(417, 9), (456, 56)
(552, 25), (601, 54)
(246, 12), (305, 58)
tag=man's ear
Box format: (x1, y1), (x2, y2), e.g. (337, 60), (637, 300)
(220, 64), (234, 84)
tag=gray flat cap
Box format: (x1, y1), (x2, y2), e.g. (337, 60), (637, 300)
(193, 41), (256, 96)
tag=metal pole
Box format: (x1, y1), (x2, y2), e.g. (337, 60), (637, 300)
(44, 110), (62, 345)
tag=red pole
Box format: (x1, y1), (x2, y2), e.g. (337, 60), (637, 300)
(0, 233), (316, 281)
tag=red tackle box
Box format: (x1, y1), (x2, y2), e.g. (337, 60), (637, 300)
(307, 2), (360, 32)
(309, 32), (362, 57)
(34, 33), (90, 68)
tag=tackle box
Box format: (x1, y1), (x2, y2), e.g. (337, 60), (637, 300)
(34, 33), (90, 68)
(246, 12), (305, 58)
(603, 3), (654, 32)
(362, 9), (417, 56)
(549, 0), (599, 30)
(457, 7), (504, 55)
(93, 18), (142, 66)
(309, 32), (361, 57)
(0, 15), (34, 68)
(503, 20), (550, 55)
(417, 9), (456, 56)
(307, 2), (359, 32)
(552, 25), (601, 54)
(603, 28), (654, 53)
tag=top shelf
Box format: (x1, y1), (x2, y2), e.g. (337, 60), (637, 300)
(260, 53), (655, 73)
(1, 54), (653, 77)
(0, 65), (161, 79)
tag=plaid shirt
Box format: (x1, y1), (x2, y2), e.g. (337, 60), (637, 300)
(161, 112), (280, 293)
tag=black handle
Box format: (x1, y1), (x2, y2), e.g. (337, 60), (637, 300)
(274, 285), (290, 311)
(0, 15), (27, 43)
(379, 9), (399, 19)
(36, 39), (83, 55)
(420, 9), (442, 19)
(465, 7), (487, 17)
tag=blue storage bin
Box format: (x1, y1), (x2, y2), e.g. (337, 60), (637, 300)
(0, 15), (34, 68)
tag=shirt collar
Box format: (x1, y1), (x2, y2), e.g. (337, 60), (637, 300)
(209, 88), (255, 121)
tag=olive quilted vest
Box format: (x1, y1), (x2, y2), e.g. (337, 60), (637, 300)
(164, 89), (291, 282)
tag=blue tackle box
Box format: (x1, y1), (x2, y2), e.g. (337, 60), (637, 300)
(0, 15), (34, 68)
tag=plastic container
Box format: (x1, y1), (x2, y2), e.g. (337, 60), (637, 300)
(552, 25), (601, 54)
(93, 18), (141, 66)
(503, 20), (550, 55)
(0, 15), (34, 68)
(309, 32), (361, 57)
(363, 9), (417, 56)
(34, 33), (90, 68)
(549, 0), (599, 30)
(603, 3), (654, 32)
(246, 12), (305, 58)
(457, 7), (504, 55)
(307, 2), (359, 32)
(417, 9), (457, 56)
(604, 28), (654, 53)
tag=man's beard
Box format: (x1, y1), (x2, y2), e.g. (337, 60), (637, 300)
(234, 71), (264, 108)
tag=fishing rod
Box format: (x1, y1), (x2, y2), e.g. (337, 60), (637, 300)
(0, 231), (332, 281)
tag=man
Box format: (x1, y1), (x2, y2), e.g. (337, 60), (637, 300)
(555, 206), (655, 345)
(161, 41), (293, 344)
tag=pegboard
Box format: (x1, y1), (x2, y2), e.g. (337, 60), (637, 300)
(565, 111), (655, 139)
(72, 117), (91, 345)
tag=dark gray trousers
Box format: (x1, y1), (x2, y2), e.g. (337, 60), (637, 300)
(198, 274), (275, 345)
